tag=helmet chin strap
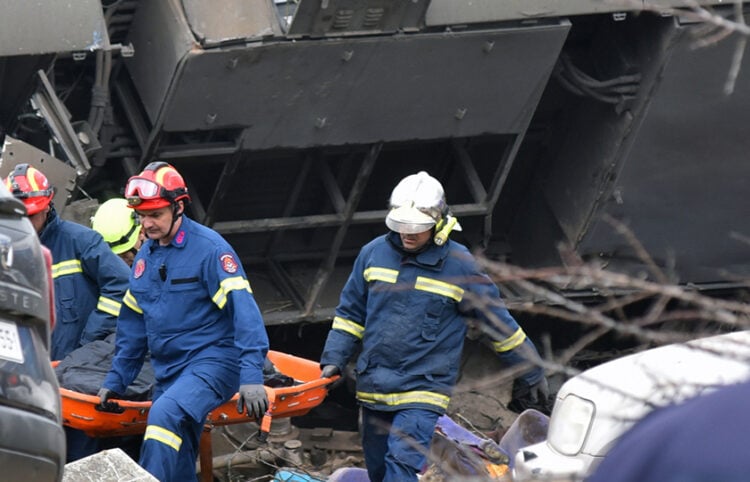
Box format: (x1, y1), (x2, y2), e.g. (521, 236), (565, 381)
(168, 202), (183, 235)
(154, 202), (183, 244)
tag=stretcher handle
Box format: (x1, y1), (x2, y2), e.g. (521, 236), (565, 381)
(96, 400), (125, 414)
(257, 388), (276, 443)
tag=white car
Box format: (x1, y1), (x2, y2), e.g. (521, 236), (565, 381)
(513, 330), (750, 482)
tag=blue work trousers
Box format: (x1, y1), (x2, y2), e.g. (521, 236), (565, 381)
(361, 406), (440, 482)
(140, 363), (235, 482)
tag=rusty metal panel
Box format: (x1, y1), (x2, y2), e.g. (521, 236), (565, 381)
(181, 0), (283, 47)
(578, 23), (750, 282)
(152, 21), (569, 150)
(123, 0), (197, 124)
(288, 0), (430, 38)
(425, 0), (740, 25)
(0, 0), (105, 56)
(0, 136), (78, 215)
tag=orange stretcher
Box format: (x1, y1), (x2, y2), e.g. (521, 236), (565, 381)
(54, 350), (337, 439)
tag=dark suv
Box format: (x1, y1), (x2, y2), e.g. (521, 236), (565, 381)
(0, 181), (64, 479)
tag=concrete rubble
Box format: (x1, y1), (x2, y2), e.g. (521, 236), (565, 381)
(63, 448), (157, 482)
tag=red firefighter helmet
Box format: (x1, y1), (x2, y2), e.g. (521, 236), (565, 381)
(4, 163), (55, 215)
(124, 162), (190, 210)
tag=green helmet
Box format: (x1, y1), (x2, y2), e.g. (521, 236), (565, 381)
(91, 198), (140, 255)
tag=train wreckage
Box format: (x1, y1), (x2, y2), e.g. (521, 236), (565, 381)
(3, 0), (750, 326)
(2, 0), (750, 479)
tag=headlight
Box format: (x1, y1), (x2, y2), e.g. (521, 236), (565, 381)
(548, 394), (595, 456)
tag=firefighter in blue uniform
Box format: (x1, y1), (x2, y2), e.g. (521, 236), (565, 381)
(5, 163), (131, 462)
(98, 162), (269, 482)
(5, 163), (130, 361)
(320, 171), (549, 482)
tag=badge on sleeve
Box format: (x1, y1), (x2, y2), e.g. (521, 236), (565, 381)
(134, 259), (146, 278)
(220, 254), (238, 274)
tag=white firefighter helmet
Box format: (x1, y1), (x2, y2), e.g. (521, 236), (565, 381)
(385, 171), (461, 241)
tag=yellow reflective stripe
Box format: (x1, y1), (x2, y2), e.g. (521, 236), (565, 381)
(97, 296), (122, 317)
(154, 166), (170, 185)
(144, 425), (182, 452)
(363, 267), (398, 284)
(492, 327), (527, 353)
(27, 168), (42, 191)
(212, 276), (252, 309)
(414, 276), (464, 302)
(357, 390), (450, 410)
(332, 316), (364, 339)
(51, 259), (82, 279)
(123, 290), (143, 314)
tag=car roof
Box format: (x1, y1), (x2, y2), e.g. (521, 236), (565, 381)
(557, 330), (750, 456)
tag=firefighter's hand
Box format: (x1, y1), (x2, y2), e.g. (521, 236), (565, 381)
(320, 364), (340, 379)
(97, 387), (116, 405)
(508, 376), (552, 415)
(237, 384), (268, 419)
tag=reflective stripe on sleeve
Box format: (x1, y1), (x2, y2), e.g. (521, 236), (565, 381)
(363, 267), (398, 284)
(51, 259), (82, 279)
(144, 425), (182, 452)
(357, 390), (450, 410)
(123, 290), (143, 314)
(212, 276), (252, 309)
(492, 327), (527, 353)
(332, 316), (365, 339)
(414, 276), (464, 302)
(97, 296), (122, 317)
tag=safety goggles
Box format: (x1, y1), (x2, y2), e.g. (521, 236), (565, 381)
(124, 177), (171, 206)
(125, 177), (160, 199)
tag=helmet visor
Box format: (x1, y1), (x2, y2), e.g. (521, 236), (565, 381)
(125, 177), (161, 205)
(385, 205), (437, 234)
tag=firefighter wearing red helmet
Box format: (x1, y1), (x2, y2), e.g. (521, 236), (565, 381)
(4, 162), (130, 359)
(320, 171), (549, 482)
(5, 162), (131, 461)
(98, 162), (269, 481)
(5, 163), (55, 229)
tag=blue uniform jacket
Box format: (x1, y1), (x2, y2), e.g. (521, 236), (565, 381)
(41, 208), (130, 361)
(320, 232), (542, 414)
(103, 216), (269, 396)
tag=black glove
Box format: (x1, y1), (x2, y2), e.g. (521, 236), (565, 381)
(97, 387), (120, 407)
(99, 387), (115, 403)
(320, 364), (340, 379)
(508, 376), (552, 415)
(237, 384), (269, 419)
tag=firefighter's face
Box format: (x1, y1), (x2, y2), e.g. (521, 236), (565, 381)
(136, 204), (181, 242)
(29, 206), (50, 233)
(118, 229), (144, 267)
(400, 229), (432, 251)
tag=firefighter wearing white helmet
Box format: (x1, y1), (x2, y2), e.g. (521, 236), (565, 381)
(92, 198), (144, 267)
(320, 171), (549, 482)
(385, 170), (461, 245)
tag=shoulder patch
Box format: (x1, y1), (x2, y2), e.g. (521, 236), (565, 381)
(220, 253), (238, 274)
(134, 259), (146, 278)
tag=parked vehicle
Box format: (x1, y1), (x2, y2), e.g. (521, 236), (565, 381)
(512, 330), (750, 481)
(0, 180), (64, 480)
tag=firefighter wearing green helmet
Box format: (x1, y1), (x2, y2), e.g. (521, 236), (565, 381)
(92, 198), (144, 267)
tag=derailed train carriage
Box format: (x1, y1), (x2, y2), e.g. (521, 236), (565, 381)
(1, 0), (749, 333)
